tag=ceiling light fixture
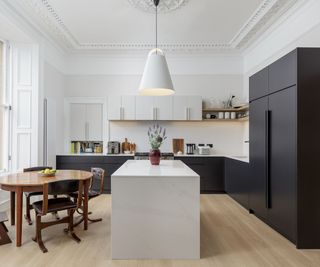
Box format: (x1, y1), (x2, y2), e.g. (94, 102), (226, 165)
(138, 0), (174, 96)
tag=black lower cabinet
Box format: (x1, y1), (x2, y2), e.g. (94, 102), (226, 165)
(225, 158), (249, 210)
(56, 156), (133, 193)
(175, 157), (224, 193)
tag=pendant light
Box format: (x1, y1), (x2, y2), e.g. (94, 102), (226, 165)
(138, 0), (174, 96)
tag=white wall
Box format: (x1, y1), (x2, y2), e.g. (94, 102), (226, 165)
(42, 62), (65, 166)
(110, 121), (245, 155)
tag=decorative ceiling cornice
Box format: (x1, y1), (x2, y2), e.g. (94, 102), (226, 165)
(6, 0), (299, 52)
(127, 0), (189, 14)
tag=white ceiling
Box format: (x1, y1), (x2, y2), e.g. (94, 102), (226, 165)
(3, 0), (300, 53)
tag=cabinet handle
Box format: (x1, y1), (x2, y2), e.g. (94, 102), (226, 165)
(188, 108), (191, 120)
(156, 107), (158, 120)
(185, 107), (188, 120)
(120, 107), (124, 120)
(265, 110), (271, 209)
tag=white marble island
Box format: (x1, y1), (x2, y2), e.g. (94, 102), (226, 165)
(111, 160), (200, 260)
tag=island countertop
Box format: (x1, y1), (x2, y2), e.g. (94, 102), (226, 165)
(112, 160), (199, 177)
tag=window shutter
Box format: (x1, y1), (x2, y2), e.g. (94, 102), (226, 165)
(11, 43), (39, 172)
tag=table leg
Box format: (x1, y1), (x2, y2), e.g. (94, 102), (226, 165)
(16, 187), (23, 247)
(83, 180), (89, 230)
(10, 191), (15, 226)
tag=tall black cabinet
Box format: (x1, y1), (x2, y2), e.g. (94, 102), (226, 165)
(249, 48), (320, 249)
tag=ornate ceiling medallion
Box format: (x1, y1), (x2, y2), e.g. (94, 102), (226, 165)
(127, 0), (189, 13)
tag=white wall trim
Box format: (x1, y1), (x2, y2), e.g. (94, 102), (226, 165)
(243, 0), (319, 74)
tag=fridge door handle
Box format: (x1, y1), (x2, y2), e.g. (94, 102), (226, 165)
(265, 110), (271, 209)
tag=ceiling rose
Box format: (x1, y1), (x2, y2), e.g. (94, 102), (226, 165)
(127, 0), (189, 13)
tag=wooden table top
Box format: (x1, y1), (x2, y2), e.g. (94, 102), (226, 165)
(0, 170), (92, 186)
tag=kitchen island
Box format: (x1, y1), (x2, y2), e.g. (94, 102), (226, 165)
(111, 160), (200, 259)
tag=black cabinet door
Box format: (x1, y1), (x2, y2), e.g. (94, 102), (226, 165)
(175, 157), (224, 193)
(249, 97), (269, 219)
(249, 67), (269, 101)
(205, 157), (224, 192)
(268, 86), (296, 242)
(269, 50), (297, 94)
(225, 158), (249, 209)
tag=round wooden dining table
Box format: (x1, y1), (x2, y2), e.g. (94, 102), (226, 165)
(0, 170), (93, 247)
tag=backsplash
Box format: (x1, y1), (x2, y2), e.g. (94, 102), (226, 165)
(109, 121), (245, 155)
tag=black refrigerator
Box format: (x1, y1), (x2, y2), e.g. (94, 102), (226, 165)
(249, 48), (320, 249)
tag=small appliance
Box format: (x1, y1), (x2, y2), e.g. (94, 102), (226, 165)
(186, 143), (196, 155)
(108, 141), (120, 154)
(198, 144), (212, 155)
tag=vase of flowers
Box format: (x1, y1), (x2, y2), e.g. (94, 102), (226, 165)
(148, 124), (167, 165)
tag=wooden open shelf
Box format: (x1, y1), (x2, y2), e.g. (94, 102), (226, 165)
(202, 116), (249, 122)
(202, 104), (249, 113)
(202, 105), (249, 122)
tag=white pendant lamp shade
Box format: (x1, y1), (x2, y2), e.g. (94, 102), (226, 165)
(139, 48), (174, 96)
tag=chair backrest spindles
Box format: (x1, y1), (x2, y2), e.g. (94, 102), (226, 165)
(41, 180), (82, 215)
(91, 168), (105, 195)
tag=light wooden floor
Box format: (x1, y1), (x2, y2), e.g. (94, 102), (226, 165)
(1, 194), (320, 267)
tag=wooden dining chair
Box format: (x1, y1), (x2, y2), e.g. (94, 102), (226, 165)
(32, 179), (83, 253)
(0, 212), (11, 245)
(23, 166), (53, 225)
(69, 167), (105, 227)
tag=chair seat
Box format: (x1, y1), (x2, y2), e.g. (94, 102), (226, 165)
(32, 198), (77, 214)
(24, 191), (43, 197)
(69, 190), (100, 199)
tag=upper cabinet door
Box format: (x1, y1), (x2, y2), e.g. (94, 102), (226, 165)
(135, 96), (154, 120)
(86, 104), (103, 141)
(249, 67), (269, 101)
(107, 96), (122, 120)
(173, 96), (202, 121)
(154, 96), (173, 120)
(70, 103), (86, 141)
(121, 96), (136, 120)
(173, 96), (189, 120)
(188, 96), (202, 120)
(269, 49), (297, 94)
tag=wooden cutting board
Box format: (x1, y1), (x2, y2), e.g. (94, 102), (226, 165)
(172, 139), (184, 154)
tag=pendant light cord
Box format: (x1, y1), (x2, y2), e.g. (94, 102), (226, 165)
(154, 0), (159, 54)
(156, 4), (158, 53)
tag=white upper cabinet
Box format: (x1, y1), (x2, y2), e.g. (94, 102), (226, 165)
(107, 96), (121, 120)
(108, 96), (135, 120)
(70, 103), (86, 141)
(121, 96), (136, 120)
(70, 103), (103, 141)
(154, 96), (173, 120)
(86, 104), (103, 141)
(187, 96), (202, 120)
(173, 96), (202, 121)
(108, 95), (201, 121)
(135, 96), (154, 120)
